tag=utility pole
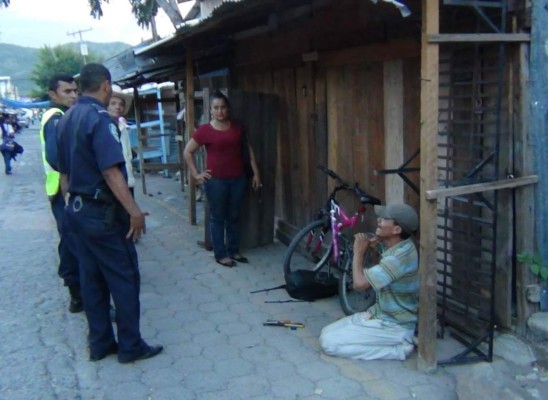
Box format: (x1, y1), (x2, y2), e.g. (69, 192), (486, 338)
(67, 28), (92, 64)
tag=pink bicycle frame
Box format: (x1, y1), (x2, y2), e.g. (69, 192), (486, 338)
(330, 199), (362, 263)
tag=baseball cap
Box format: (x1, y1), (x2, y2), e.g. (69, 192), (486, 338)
(374, 203), (418, 234)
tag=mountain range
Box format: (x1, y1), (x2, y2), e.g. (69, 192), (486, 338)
(0, 41), (131, 97)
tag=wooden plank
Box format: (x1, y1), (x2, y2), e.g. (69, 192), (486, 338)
(185, 47), (197, 225)
(418, 0), (439, 373)
(402, 57), (421, 209)
(425, 176), (539, 201)
(320, 39), (420, 67)
(296, 64), (314, 222)
(428, 33), (530, 43)
(326, 67), (341, 198)
(365, 63), (386, 211)
(140, 163), (185, 172)
(383, 59), (405, 204)
(314, 68), (328, 205)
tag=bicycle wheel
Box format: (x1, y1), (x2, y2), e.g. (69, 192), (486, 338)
(339, 246), (377, 315)
(283, 219), (334, 275)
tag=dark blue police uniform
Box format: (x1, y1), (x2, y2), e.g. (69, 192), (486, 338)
(57, 95), (148, 362)
(43, 108), (80, 290)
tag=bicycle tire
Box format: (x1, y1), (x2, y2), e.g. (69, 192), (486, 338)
(283, 219), (334, 276)
(339, 246), (377, 315)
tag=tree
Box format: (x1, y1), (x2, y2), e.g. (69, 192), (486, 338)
(30, 45), (102, 99)
(88, 0), (184, 31)
(3, 1), (185, 36)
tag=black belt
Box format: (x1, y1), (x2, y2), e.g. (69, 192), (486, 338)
(71, 189), (115, 204)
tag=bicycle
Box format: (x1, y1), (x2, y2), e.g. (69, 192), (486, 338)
(282, 165), (381, 315)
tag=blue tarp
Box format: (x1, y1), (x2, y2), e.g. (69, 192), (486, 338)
(0, 97), (50, 109)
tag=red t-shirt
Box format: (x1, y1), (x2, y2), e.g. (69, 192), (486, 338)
(192, 121), (245, 179)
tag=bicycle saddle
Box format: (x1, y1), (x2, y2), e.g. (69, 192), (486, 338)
(354, 186), (381, 205)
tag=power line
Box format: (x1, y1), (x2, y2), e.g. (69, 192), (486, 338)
(67, 28), (92, 64)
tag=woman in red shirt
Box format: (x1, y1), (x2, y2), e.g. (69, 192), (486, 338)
(184, 92), (261, 267)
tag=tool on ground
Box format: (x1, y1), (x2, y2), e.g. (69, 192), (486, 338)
(263, 320), (305, 329)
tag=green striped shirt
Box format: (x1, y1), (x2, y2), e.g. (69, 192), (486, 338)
(364, 238), (419, 329)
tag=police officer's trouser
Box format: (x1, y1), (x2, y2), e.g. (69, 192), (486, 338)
(50, 192), (80, 287)
(66, 195), (146, 359)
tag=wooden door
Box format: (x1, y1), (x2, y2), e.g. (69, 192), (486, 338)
(229, 90), (279, 248)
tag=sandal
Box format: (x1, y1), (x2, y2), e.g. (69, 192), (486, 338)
(216, 258), (236, 268)
(231, 254), (249, 263)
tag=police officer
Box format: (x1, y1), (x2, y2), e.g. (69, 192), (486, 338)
(57, 63), (162, 363)
(39, 74), (82, 313)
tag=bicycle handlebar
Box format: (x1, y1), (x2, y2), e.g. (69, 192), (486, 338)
(317, 165), (381, 206)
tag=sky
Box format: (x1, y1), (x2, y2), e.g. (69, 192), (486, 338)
(0, 0), (194, 48)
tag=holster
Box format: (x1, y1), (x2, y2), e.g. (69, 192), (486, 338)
(93, 189), (119, 230)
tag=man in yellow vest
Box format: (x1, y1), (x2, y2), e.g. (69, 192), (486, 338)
(40, 74), (82, 313)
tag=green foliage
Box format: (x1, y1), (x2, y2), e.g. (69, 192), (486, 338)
(0, 42), (130, 97)
(518, 252), (548, 284)
(89, 0), (158, 29)
(29, 45), (101, 99)
(129, 0), (158, 29)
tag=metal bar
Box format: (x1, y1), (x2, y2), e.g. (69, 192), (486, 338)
(443, 0), (504, 7)
(429, 33), (529, 43)
(472, 5), (501, 33)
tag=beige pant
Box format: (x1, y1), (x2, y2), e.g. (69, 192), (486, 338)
(319, 311), (415, 361)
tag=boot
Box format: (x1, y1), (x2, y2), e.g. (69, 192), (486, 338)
(68, 285), (84, 313)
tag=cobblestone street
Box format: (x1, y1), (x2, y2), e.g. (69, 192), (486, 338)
(1, 126), (544, 400)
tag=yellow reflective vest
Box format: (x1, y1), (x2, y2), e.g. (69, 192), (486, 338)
(39, 108), (63, 196)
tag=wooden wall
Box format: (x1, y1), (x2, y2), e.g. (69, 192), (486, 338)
(235, 57), (421, 232)
(231, 0), (422, 231)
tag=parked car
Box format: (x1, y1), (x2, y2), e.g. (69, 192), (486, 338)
(17, 110), (30, 129)
(17, 115), (30, 128)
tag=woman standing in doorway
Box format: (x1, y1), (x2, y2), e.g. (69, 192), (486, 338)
(184, 91), (261, 267)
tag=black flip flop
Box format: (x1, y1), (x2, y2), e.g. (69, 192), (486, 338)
(231, 255), (249, 263)
(216, 259), (236, 267)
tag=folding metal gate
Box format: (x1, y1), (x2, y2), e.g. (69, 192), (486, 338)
(436, 0), (508, 364)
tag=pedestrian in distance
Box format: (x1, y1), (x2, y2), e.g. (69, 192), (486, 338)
(1, 113), (17, 175)
(183, 91), (261, 268)
(107, 85), (136, 197)
(39, 74), (83, 313)
(57, 63), (162, 363)
(319, 203), (419, 361)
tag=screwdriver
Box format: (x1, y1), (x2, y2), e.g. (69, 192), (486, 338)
(263, 320), (305, 328)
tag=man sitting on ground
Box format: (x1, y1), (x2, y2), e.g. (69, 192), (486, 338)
(319, 203), (419, 361)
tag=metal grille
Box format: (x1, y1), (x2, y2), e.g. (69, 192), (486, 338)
(437, 0), (507, 365)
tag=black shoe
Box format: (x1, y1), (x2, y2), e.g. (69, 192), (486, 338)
(69, 297), (84, 313)
(90, 343), (118, 362)
(118, 345), (163, 364)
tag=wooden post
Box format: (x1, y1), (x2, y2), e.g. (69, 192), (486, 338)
(185, 47), (197, 225)
(515, 40), (538, 332)
(133, 87), (147, 195)
(174, 81), (186, 192)
(418, 0), (439, 373)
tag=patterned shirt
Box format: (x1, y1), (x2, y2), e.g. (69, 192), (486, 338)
(364, 238), (419, 329)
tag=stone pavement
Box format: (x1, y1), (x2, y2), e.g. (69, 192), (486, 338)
(1, 126), (546, 400)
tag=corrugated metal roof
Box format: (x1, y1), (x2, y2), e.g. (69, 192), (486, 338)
(107, 0), (412, 86)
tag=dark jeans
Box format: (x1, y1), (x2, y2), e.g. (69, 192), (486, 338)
(204, 176), (246, 260)
(50, 192), (80, 287)
(2, 150), (12, 174)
